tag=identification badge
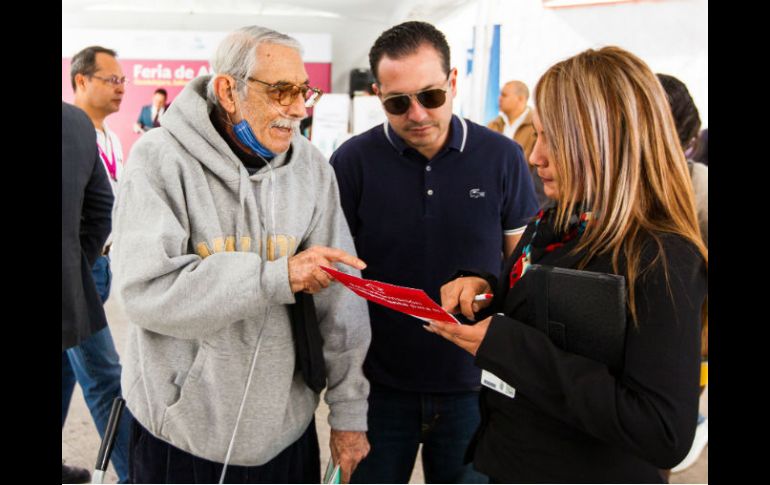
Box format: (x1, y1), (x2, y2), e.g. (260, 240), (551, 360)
(481, 369), (516, 398)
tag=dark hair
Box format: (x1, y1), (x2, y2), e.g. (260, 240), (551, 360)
(70, 46), (118, 92)
(154, 88), (168, 98)
(369, 21), (450, 83)
(691, 129), (708, 166)
(656, 73), (701, 151)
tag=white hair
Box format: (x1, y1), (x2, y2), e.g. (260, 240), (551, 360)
(206, 26), (303, 107)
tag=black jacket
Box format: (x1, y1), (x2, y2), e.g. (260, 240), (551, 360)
(467, 212), (707, 483)
(62, 102), (114, 351)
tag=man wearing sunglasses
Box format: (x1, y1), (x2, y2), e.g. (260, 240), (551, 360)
(330, 21), (539, 484)
(64, 45), (134, 484)
(110, 26), (371, 484)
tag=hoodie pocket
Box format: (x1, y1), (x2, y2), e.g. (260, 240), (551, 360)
(159, 343), (208, 438)
(157, 317), (305, 464)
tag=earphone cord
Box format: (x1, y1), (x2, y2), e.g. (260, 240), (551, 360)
(218, 316), (268, 484)
(219, 155), (276, 484)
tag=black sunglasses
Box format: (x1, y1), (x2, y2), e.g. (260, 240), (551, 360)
(380, 83), (449, 115)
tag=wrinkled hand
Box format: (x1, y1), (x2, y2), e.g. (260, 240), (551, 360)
(329, 430), (370, 484)
(287, 246), (366, 294)
(424, 316), (492, 356)
(440, 276), (493, 320)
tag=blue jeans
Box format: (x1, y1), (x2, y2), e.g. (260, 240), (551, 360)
(351, 383), (488, 484)
(62, 256), (133, 483)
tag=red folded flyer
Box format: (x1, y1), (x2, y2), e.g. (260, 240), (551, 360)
(320, 266), (459, 324)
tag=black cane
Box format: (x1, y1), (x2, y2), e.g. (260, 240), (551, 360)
(92, 397), (125, 484)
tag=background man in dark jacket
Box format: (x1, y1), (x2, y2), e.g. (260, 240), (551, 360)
(61, 101), (114, 483)
(65, 45), (135, 484)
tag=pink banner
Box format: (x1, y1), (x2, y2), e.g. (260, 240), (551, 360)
(62, 58), (331, 161)
(320, 266), (460, 324)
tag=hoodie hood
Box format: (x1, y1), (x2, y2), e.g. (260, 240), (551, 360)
(158, 74), (302, 242)
(161, 75), (244, 184)
(162, 75), (297, 181)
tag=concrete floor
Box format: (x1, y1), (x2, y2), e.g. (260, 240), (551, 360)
(62, 297), (707, 483)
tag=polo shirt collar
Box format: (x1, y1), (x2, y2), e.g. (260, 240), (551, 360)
(383, 114), (468, 156)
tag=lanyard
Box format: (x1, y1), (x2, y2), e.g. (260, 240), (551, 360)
(97, 132), (117, 181)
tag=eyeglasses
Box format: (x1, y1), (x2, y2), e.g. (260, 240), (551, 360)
(380, 80), (450, 115)
(90, 74), (127, 86)
(246, 77), (323, 108)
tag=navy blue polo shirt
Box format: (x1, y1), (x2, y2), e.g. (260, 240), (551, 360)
(330, 115), (538, 393)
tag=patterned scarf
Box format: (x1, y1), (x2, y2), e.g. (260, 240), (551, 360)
(509, 207), (592, 288)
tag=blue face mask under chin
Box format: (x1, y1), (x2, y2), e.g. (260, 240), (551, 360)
(233, 119), (275, 158)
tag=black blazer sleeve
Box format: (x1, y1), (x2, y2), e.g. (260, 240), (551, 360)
(62, 102), (114, 350)
(475, 236), (706, 468)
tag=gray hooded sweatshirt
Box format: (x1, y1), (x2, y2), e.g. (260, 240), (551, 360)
(111, 75), (371, 466)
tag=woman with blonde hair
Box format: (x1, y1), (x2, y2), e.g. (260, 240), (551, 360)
(425, 46), (707, 483)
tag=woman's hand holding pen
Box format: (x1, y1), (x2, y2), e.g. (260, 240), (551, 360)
(439, 276), (493, 320)
(427, 276), (494, 355)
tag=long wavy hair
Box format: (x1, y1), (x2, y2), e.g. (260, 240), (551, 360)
(534, 46), (707, 326)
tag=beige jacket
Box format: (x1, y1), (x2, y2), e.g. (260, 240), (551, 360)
(487, 109), (537, 160)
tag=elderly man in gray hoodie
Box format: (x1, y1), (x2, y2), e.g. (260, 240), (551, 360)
(111, 26), (371, 483)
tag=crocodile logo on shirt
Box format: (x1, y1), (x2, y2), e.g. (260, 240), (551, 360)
(469, 188), (486, 199)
